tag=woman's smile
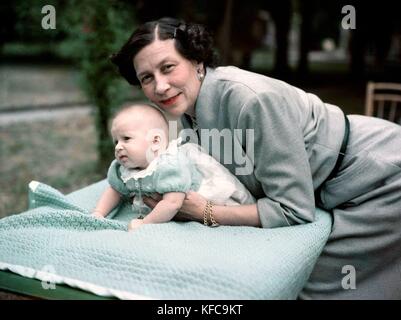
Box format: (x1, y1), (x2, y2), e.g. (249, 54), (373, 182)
(159, 93), (182, 106)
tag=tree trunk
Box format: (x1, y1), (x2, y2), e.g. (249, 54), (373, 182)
(297, 1), (313, 76)
(217, 0), (234, 65)
(271, 0), (292, 77)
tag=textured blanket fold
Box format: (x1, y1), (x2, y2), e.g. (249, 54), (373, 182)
(0, 180), (332, 299)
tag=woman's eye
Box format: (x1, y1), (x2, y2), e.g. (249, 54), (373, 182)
(141, 75), (152, 84)
(162, 64), (174, 73)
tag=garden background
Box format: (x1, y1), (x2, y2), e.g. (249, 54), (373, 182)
(1, 0), (401, 218)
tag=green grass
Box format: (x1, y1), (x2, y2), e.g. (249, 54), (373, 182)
(0, 114), (104, 218)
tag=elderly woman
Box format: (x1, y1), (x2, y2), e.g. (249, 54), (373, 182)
(110, 17), (401, 299)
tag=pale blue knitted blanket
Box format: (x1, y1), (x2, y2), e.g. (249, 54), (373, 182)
(0, 180), (332, 299)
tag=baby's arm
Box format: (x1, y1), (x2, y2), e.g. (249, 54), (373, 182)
(92, 186), (121, 218)
(142, 192), (185, 224)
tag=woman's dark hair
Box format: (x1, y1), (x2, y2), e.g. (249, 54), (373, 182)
(110, 17), (219, 86)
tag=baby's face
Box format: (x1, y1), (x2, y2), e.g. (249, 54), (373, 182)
(111, 114), (154, 170)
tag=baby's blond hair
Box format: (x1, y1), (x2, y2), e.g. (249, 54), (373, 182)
(112, 102), (168, 131)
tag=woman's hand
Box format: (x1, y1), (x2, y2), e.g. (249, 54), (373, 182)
(142, 193), (163, 208)
(179, 191), (207, 221)
(143, 191), (206, 222)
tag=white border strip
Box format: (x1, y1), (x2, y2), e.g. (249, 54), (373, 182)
(28, 181), (40, 192)
(0, 262), (154, 300)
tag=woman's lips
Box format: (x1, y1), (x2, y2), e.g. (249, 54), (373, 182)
(160, 93), (181, 106)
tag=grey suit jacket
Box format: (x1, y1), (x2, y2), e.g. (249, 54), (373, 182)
(181, 66), (345, 228)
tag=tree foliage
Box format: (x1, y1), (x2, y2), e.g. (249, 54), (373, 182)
(59, 0), (136, 170)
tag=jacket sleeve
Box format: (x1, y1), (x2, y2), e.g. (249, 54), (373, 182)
(237, 91), (316, 228)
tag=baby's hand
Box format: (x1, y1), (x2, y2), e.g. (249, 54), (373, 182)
(91, 211), (105, 219)
(128, 219), (144, 231)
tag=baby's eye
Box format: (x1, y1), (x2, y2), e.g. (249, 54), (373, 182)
(123, 136), (131, 141)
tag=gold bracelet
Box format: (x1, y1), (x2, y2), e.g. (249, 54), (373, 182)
(203, 201), (219, 227)
(203, 201), (212, 226)
(208, 202), (220, 227)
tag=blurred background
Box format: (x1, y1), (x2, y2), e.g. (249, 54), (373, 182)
(1, 0), (401, 218)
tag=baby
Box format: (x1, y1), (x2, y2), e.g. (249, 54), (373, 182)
(92, 103), (254, 231)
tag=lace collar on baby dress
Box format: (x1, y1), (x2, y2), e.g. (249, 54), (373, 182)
(119, 138), (182, 182)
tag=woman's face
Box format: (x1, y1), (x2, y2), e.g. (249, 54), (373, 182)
(133, 39), (203, 117)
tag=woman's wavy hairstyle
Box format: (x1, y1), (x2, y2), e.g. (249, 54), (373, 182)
(110, 17), (219, 86)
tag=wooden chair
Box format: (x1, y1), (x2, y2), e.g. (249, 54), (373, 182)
(365, 82), (401, 124)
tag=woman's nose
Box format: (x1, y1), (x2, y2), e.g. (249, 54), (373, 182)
(154, 75), (170, 95)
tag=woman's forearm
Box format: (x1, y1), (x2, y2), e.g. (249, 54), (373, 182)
(209, 203), (261, 227)
(145, 192), (262, 227)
